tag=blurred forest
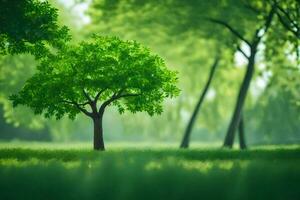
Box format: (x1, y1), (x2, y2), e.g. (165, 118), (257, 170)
(0, 0), (299, 146)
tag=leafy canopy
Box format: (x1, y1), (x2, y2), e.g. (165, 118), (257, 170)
(0, 0), (70, 57)
(10, 36), (179, 119)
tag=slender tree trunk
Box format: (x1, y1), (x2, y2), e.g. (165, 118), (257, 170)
(93, 115), (105, 151)
(180, 56), (220, 148)
(238, 114), (247, 149)
(223, 46), (257, 148)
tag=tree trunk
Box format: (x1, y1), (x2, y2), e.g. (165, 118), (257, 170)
(223, 47), (257, 148)
(238, 114), (247, 149)
(93, 115), (105, 151)
(180, 56), (220, 148)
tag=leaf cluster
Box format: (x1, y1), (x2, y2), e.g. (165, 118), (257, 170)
(10, 36), (179, 119)
(0, 0), (70, 58)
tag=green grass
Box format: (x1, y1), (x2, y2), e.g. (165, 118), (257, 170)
(0, 143), (300, 200)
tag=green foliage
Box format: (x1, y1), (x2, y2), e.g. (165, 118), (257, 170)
(0, 0), (90, 138)
(87, 0), (300, 142)
(88, 0), (245, 138)
(246, 75), (300, 144)
(0, 145), (300, 200)
(274, 0), (299, 39)
(1, 0), (299, 143)
(0, 54), (47, 129)
(10, 35), (179, 120)
(0, 0), (70, 57)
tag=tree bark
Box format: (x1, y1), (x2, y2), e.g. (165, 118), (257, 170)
(180, 56), (220, 148)
(238, 114), (247, 149)
(223, 46), (257, 148)
(93, 115), (105, 151)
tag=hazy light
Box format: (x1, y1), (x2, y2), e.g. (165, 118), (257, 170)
(59, 0), (91, 26)
(206, 88), (216, 101)
(234, 42), (249, 67)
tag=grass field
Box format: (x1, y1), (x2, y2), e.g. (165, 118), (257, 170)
(0, 143), (300, 200)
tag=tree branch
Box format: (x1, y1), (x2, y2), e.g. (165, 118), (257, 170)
(276, 5), (298, 28)
(207, 18), (251, 46)
(270, 0), (299, 38)
(94, 88), (107, 103)
(61, 100), (93, 117)
(79, 102), (90, 106)
(82, 89), (93, 103)
(276, 12), (299, 38)
(253, 4), (276, 44)
(263, 5), (276, 34)
(237, 45), (249, 59)
(98, 90), (141, 113)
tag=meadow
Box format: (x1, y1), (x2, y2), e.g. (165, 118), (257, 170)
(1, 0), (300, 200)
(0, 143), (299, 200)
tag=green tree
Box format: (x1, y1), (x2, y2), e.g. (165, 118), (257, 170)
(88, 0), (257, 148)
(273, 0), (300, 39)
(180, 54), (220, 148)
(209, 2), (276, 148)
(87, 0), (299, 146)
(10, 36), (179, 150)
(0, 0), (69, 57)
(0, 0), (85, 141)
(88, 0), (235, 142)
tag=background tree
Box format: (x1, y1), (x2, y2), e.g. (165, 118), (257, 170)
(10, 36), (179, 150)
(0, 0), (70, 57)
(0, 0), (88, 142)
(87, 0), (299, 148)
(2, 0), (299, 146)
(88, 0), (255, 148)
(180, 54), (220, 148)
(209, 2), (276, 148)
(88, 0), (236, 143)
(273, 0), (300, 39)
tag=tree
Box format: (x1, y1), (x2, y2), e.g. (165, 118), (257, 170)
(179, 52), (247, 149)
(88, 0), (237, 143)
(272, 0), (299, 65)
(273, 0), (300, 39)
(0, 0), (70, 57)
(180, 54), (220, 148)
(0, 0), (93, 142)
(208, 2), (276, 148)
(238, 114), (246, 149)
(87, 0), (300, 148)
(10, 36), (179, 150)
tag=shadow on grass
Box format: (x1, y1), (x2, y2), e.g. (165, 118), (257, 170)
(0, 147), (300, 161)
(0, 147), (299, 199)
